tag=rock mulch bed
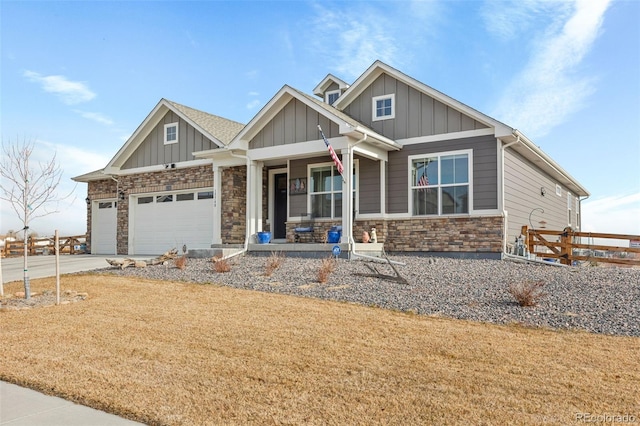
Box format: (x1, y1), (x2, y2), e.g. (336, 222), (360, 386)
(1, 289), (88, 310)
(100, 255), (640, 337)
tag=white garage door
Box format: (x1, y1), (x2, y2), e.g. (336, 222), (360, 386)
(91, 200), (117, 255)
(132, 190), (214, 255)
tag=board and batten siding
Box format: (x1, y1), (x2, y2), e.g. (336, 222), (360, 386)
(386, 135), (498, 214)
(249, 99), (340, 149)
(122, 111), (219, 169)
(503, 149), (572, 243)
(357, 156), (381, 214)
(342, 73), (488, 141)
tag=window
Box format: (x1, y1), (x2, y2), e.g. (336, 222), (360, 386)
(137, 196), (153, 204)
(325, 90), (340, 105)
(308, 163), (356, 219)
(156, 194), (173, 203)
(575, 196), (580, 228)
(410, 151), (470, 216)
(556, 184), (562, 196)
(197, 191), (213, 200)
(176, 193), (194, 201)
(567, 192), (572, 226)
(164, 122), (178, 145)
(372, 94), (395, 121)
(98, 201), (113, 209)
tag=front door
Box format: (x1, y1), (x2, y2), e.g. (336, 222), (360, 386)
(273, 173), (288, 239)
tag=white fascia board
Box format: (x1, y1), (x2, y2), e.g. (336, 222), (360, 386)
(248, 140), (326, 161)
(352, 144), (388, 162)
(339, 123), (402, 151)
(397, 128), (495, 146)
(193, 148), (247, 167)
(71, 169), (108, 182)
(104, 159), (212, 176)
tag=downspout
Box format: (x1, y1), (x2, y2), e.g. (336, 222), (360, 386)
(500, 134), (521, 256)
(345, 134), (404, 265)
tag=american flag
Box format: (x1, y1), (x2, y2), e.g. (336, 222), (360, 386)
(318, 125), (344, 175)
(418, 173), (429, 187)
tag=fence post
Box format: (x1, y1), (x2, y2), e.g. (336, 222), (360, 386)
(559, 227), (572, 265)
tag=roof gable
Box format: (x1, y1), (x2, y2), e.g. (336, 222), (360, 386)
(312, 74), (350, 97)
(105, 99), (244, 171)
(333, 61), (512, 138)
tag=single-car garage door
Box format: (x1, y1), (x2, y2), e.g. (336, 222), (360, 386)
(131, 190), (214, 255)
(91, 200), (117, 255)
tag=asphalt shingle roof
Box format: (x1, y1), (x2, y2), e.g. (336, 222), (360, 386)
(165, 99), (245, 146)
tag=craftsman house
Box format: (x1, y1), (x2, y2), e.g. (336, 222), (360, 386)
(73, 61), (589, 257)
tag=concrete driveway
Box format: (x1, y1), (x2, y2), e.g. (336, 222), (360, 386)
(1, 254), (133, 284)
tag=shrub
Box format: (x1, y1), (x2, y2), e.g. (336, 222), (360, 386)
(264, 252), (285, 277)
(317, 257), (337, 284)
(509, 280), (547, 307)
(175, 255), (187, 270)
(212, 256), (231, 273)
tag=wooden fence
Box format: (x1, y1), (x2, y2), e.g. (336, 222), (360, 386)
(522, 226), (640, 266)
(1, 235), (86, 257)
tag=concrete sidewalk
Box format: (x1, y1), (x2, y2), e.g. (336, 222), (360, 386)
(0, 381), (144, 425)
(0, 254), (143, 284)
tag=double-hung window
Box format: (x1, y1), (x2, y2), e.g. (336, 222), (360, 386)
(309, 162), (356, 219)
(310, 165), (343, 218)
(372, 94), (395, 121)
(164, 122), (178, 144)
(410, 151), (471, 215)
(325, 90), (340, 105)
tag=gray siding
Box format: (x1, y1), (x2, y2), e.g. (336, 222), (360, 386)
(122, 111), (219, 169)
(342, 73), (488, 141)
(504, 149), (572, 243)
(387, 135), (498, 214)
(249, 99), (340, 149)
(357, 156), (380, 214)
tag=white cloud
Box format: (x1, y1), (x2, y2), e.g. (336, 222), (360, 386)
(582, 192), (640, 235)
(309, 4), (399, 80)
(246, 99), (261, 110)
(490, 0), (612, 138)
(74, 110), (114, 126)
(23, 70), (96, 105)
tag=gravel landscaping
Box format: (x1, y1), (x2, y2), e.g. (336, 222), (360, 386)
(100, 254), (640, 337)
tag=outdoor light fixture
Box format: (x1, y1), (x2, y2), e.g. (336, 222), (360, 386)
(119, 190), (125, 200)
(540, 187), (546, 196)
(85, 196), (90, 205)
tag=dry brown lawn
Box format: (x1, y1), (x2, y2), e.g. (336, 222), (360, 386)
(1, 275), (638, 425)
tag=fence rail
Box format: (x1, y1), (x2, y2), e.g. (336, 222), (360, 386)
(1, 235), (86, 257)
(522, 226), (640, 266)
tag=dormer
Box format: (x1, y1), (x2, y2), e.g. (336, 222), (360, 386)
(313, 74), (350, 106)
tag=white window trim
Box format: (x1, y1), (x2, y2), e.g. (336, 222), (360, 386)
(408, 149), (474, 216)
(164, 122), (178, 145)
(307, 160), (358, 219)
(372, 93), (395, 121)
(567, 192), (572, 226)
(325, 90), (340, 105)
(556, 184), (562, 196)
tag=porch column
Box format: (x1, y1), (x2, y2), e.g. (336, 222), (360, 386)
(212, 165), (222, 244)
(340, 149), (352, 245)
(247, 160), (264, 242)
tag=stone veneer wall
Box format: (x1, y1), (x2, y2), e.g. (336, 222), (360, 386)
(220, 166), (246, 244)
(284, 215), (504, 254)
(383, 216), (504, 253)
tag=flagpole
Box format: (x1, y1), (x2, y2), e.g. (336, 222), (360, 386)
(317, 125), (346, 184)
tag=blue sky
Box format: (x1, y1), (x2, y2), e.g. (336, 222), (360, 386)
(1, 0), (639, 238)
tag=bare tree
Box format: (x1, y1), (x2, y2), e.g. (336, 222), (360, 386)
(0, 137), (70, 299)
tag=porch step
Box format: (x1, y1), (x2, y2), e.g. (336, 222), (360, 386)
(188, 245), (245, 259)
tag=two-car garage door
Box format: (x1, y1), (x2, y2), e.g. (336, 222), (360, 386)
(131, 190), (214, 255)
